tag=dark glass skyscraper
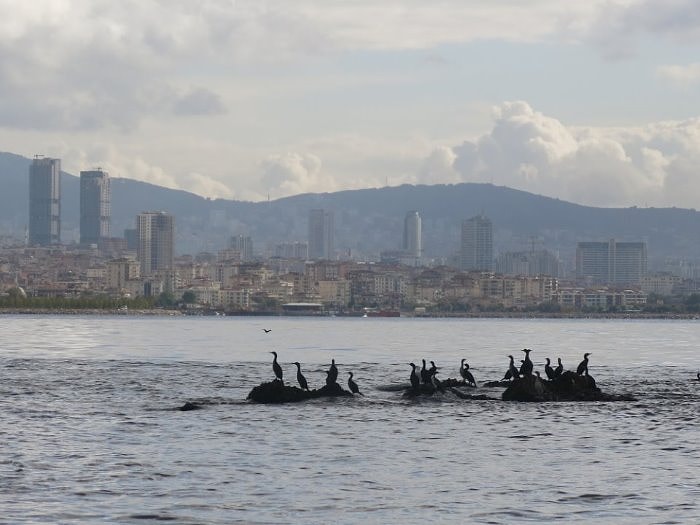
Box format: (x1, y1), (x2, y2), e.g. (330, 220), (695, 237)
(28, 157), (61, 246)
(80, 169), (111, 246)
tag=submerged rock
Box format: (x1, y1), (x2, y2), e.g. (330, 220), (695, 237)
(402, 378), (491, 400)
(247, 379), (354, 404)
(177, 401), (203, 411)
(502, 371), (636, 402)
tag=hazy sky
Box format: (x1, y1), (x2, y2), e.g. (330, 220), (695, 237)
(2, 0), (700, 207)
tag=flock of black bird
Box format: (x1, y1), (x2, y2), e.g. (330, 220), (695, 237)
(268, 348), (598, 396)
(270, 351), (363, 395)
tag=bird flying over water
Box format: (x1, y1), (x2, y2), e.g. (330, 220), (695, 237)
(263, 328), (271, 333)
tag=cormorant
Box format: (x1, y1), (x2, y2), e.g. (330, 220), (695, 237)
(293, 362), (309, 391)
(263, 328), (271, 333)
(430, 370), (443, 392)
(554, 358), (564, 378)
(348, 372), (364, 396)
(697, 371), (700, 381)
(544, 358), (555, 380)
(270, 351), (283, 382)
(504, 355), (519, 380)
(576, 353), (591, 376)
(460, 360), (476, 387)
(328, 358), (338, 384)
(520, 348), (533, 376)
(409, 363), (420, 391)
(428, 361), (438, 380)
(420, 359), (430, 384)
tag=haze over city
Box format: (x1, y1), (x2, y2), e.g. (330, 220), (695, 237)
(2, 1), (700, 207)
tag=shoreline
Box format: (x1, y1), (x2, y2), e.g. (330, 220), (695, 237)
(0, 308), (697, 320)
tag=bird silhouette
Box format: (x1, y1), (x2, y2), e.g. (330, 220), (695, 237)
(263, 329), (271, 333)
(293, 362), (309, 391)
(577, 353), (591, 376)
(270, 351), (283, 382)
(347, 372), (364, 396)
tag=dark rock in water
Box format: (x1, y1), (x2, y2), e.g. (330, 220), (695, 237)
(178, 401), (203, 411)
(402, 379), (489, 399)
(502, 371), (636, 402)
(247, 380), (353, 404)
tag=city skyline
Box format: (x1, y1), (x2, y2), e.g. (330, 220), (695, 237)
(2, 3), (700, 208)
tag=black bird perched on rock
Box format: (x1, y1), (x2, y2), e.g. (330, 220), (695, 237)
(409, 363), (420, 391)
(504, 355), (519, 380)
(430, 370), (443, 392)
(347, 372), (364, 396)
(270, 351), (283, 382)
(428, 361), (438, 380)
(327, 358), (338, 385)
(576, 353), (591, 376)
(460, 359), (476, 387)
(554, 357), (564, 378)
(293, 362), (309, 391)
(520, 348), (533, 376)
(544, 358), (555, 380)
(420, 359), (430, 384)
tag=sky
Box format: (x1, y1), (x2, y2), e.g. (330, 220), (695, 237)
(2, 0), (700, 208)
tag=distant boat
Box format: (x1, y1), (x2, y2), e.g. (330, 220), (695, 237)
(364, 309), (400, 318)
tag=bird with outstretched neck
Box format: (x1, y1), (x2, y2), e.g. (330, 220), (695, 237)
(409, 363), (420, 392)
(420, 359), (430, 384)
(293, 362), (309, 391)
(270, 351), (283, 383)
(576, 353), (591, 376)
(347, 372), (364, 396)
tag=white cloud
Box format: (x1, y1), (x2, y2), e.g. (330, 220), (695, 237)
(260, 152), (331, 197)
(657, 62), (700, 87)
(446, 101), (700, 208)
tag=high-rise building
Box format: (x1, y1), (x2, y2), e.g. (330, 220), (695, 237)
(403, 211), (422, 258)
(308, 209), (334, 260)
(229, 235), (254, 261)
(28, 156), (61, 246)
(137, 211), (174, 275)
(80, 169), (111, 246)
(460, 214), (493, 271)
(576, 239), (647, 285)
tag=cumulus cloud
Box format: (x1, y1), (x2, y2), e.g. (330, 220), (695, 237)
(260, 152), (332, 197)
(436, 101), (700, 208)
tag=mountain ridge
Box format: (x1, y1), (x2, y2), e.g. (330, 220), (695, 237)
(1, 151), (699, 266)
